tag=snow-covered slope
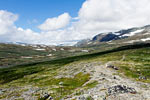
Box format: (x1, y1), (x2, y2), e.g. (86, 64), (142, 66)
(121, 29), (144, 37)
(76, 25), (150, 46)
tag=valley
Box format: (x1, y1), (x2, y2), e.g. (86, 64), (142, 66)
(1, 0), (150, 100)
(0, 43), (92, 68)
(0, 43), (150, 100)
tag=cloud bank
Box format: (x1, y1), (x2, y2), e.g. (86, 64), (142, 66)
(0, 0), (150, 45)
(38, 13), (71, 31)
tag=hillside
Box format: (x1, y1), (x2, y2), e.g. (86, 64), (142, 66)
(0, 43), (150, 100)
(0, 43), (91, 68)
(76, 25), (150, 47)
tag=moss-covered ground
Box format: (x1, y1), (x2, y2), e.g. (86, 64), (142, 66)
(1, 43), (150, 99)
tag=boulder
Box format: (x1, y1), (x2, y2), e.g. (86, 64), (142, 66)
(108, 85), (136, 95)
(48, 96), (53, 100)
(139, 76), (147, 80)
(40, 93), (50, 100)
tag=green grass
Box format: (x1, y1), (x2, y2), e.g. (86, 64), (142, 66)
(1, 43), (150, 84)
(0, 43), (48, 57)
(84, 81), (98, 89)
(0, 43), (49, 67)
(0, 43), (89, 68)
(96, 46), (150, 82)
(49, 72), (90, 99)
(1, 43), (150, 99)
(86, 96), (94, 100)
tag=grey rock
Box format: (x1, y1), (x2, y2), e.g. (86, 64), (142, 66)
(107, 65), (119, 70)
(78, 96), (86, 100)
(40, 93), (50, 100)
(108, 85), (136, 95)
(0, 89), (4, 95)
(48, 96), (53, 100)
(139, 76), (147, 80)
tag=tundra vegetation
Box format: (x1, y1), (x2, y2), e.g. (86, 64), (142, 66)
(0, 43), (150, 99)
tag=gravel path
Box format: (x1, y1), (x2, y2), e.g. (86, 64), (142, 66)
(68, 62), (150, 100)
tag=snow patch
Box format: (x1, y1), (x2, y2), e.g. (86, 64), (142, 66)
(114, 32), (121, 35)
(122, 29), (144, 37)
(60, 48), (64, 51)
(141, 38), (150, 41)
(52, 48), (56, 51)
(87, 42), (92, 44)
(35, 48), (45, 51)
(47, 54), (52, 57)
(81, 50), (89, 52)
(21, 56), (33, 59)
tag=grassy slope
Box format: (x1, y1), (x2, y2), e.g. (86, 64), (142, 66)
(0, 44), (47, 57)
(98, 47), (150, 82)
(1, 43), (150, 84)
(1, 43), (150, 99)
(0, 43), (89, 68)
(0, 43), (49, 67)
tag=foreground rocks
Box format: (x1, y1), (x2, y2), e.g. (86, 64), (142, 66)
(1, 62), (150, 100)
(0, 89), (5, 95)
(40, 93), (53, 100)
(66, 62), (150, 100)
(106, 65), (119, 70)
(40, 93), (50, 100)
(108, 85), (136, 95)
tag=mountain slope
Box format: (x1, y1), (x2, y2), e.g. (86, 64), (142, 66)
(0, 43), (90, 68)
(76, 25), (150, 47)
(1, 43), (150, 100)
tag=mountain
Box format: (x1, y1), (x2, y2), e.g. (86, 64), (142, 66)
(0, 43), (90, 68)
(1, 25), (150, 100)
(76, 25), (150, 47)
(75, 39), (91, 47)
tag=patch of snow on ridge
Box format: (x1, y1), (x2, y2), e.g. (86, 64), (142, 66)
(141, 38), (150, 41)
(35, 48), (45, 51)
(144, 32), (150, 35)
(122, 29), (144, 37)
(114, 32), (121, 35)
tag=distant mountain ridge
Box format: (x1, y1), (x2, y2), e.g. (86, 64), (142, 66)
(76, 25), (150, 46)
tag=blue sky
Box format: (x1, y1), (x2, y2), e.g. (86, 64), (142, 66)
(0, 0), (85, 31)
(0, 0), (150, 45)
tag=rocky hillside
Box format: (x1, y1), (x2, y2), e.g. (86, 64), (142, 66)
(1, 43), (150, 100)
(76, 25), (150, 47)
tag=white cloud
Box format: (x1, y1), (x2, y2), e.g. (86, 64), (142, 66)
(38, 13), (71, 31)
(76, 0), (150, 37)
(0, 10), (40, 44)
(0, 10), (76, 45)
(1, 0), (150, 45)
(0, 10), (18, 35)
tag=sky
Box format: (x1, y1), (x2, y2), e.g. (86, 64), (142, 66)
(0, 0), (150, 45)
(0, 0), (85, 31)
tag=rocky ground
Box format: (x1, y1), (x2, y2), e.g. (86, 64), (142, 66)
(65, 62), (150, 100)
(1, 61), (150, 100)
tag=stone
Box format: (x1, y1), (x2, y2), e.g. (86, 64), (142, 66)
(77, 96), (86, 100)
(40, 93), (50, 100)
(113, 76), (116, 79)
(139, 76), (147, 80)
(48, 96), (53, 100)
(108, 85), (136, 95)
(107, 65), (119, 70)
(0, 89), (4, 95)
